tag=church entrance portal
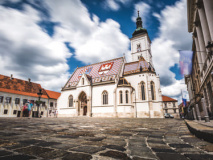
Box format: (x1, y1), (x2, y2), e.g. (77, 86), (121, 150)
(78, 92), (87, 116)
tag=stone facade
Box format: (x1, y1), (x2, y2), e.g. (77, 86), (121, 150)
(186, 0), (213, 120)
(162, 96), (179, 118)
(57, 13), (164, 118)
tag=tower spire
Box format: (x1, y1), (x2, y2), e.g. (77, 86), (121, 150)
(136, 11), (142, 28)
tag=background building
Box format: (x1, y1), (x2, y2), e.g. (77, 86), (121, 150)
(186, 0), (213, 121)
(0, 74), (60, 117)
(162, 95), (179, 118)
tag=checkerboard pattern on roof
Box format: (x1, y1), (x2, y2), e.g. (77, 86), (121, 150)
(124, 60), (150, 75)
(66, 58), (123, 87)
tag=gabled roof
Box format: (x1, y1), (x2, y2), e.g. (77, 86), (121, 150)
(45, 90), (61, 99)
(118, 77), (131, 86)
(0, 74), (60, 99)
(65, 57), (124, 88)
(0, 74), (49, 98)
(162, 95), (177, 102)
(124, 57), (154, 75)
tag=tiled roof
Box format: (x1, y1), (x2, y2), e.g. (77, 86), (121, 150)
(0, 88), (48, 99)
(0, 74), (59, 99)
(124, 57), (154, 75)
(162, 95), (177, 102)
(0, 74), (44, 93)
(45, 90), (61, 99)
(65, 57), (123, 88)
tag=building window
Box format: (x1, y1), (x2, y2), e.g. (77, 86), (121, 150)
(23, 99), (28, 105)
(69, 95), (73, 107)
(173, 102), (175, 108)
(150, 81), (155, 100)
(4, 110), (8, 114)
(42, 102), (46, 107)
(137, 44), (141, 52)
(41, 111), (43, 115)
(0, 96), (3, 103)
(13, 110), (17, 115)
(102, 91), (108, 105)
(6, 97), (11, 103)
(141, 82), (145, 100)
(165, 109), (168, 113)
(126, 90), (129, 103)
(15, 98), (20, 104)
(50, 102), (54, 107)
(120, 91), (123, 104)
(164, 103), (167, 108)
(174, 109), (176, 113)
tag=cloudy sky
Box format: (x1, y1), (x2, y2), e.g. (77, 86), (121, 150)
(0, 0), (192, 103)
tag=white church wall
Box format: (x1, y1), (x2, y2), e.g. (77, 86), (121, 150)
(92, 84), (116, 117)
(92, 84), (115, 107)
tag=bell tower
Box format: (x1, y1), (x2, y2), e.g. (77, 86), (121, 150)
(130, 11), (153, 66)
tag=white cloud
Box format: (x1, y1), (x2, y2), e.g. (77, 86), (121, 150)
(131, 2), (151, 27)
(46, 0), (130, 64)
(104, 0), (132, 11)
(0, 0), (130, 91)
(151, 0), (192, 99)
(0, 4), (71, 91)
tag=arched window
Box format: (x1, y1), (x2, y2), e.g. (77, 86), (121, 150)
(120, 91), (123, 104)
(150, 81), (155, 100)
(69, 95), (73, 107)
(102, 91), (108, 105)
(141, 82), (146, 100)
(125, 90), (129, 103)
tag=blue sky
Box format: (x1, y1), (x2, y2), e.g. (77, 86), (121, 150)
(0, 0), (192, 103)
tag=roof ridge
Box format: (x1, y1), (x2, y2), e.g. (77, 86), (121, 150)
(76, 57), (124, 69)
(0, 74), (41, 86)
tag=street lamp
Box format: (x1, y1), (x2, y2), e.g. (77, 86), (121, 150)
(206, 41), (213, 56)
(37, 89), (43, 118)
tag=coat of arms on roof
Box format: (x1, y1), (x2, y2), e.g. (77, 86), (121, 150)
(98, 62), (114, 74)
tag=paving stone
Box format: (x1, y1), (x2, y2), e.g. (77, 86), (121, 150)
(70, 145), (105, 154)
(62, 152), (92, 160)
(103, 145), (126, 151)
(156, 153), (188, 160)
(14, 146), (53, 156)
(18, 139), (45, 145)
(0, 150), (12, 157)
(39, 149), (68, 159)
(169, 143), (193, 148)
(100, 150), (131, 160)
(36, 141), (61, 147)
(0, 155), (37, 160)
(151, 148), (176, 153)
(184, 154), (213, 160)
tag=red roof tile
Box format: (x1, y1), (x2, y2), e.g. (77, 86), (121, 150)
(0, 88), (48, 99)
(162, 95), (177, 102)
(45, 90), (61, 99)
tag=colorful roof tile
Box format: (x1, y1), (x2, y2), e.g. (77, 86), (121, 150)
(65, 57), (124, 88)
(124, 57), (154, 75)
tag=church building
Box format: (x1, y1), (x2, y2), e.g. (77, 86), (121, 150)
(57, 13), (164, 118)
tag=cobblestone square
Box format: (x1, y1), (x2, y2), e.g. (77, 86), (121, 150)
(0, 118), (213, 160)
